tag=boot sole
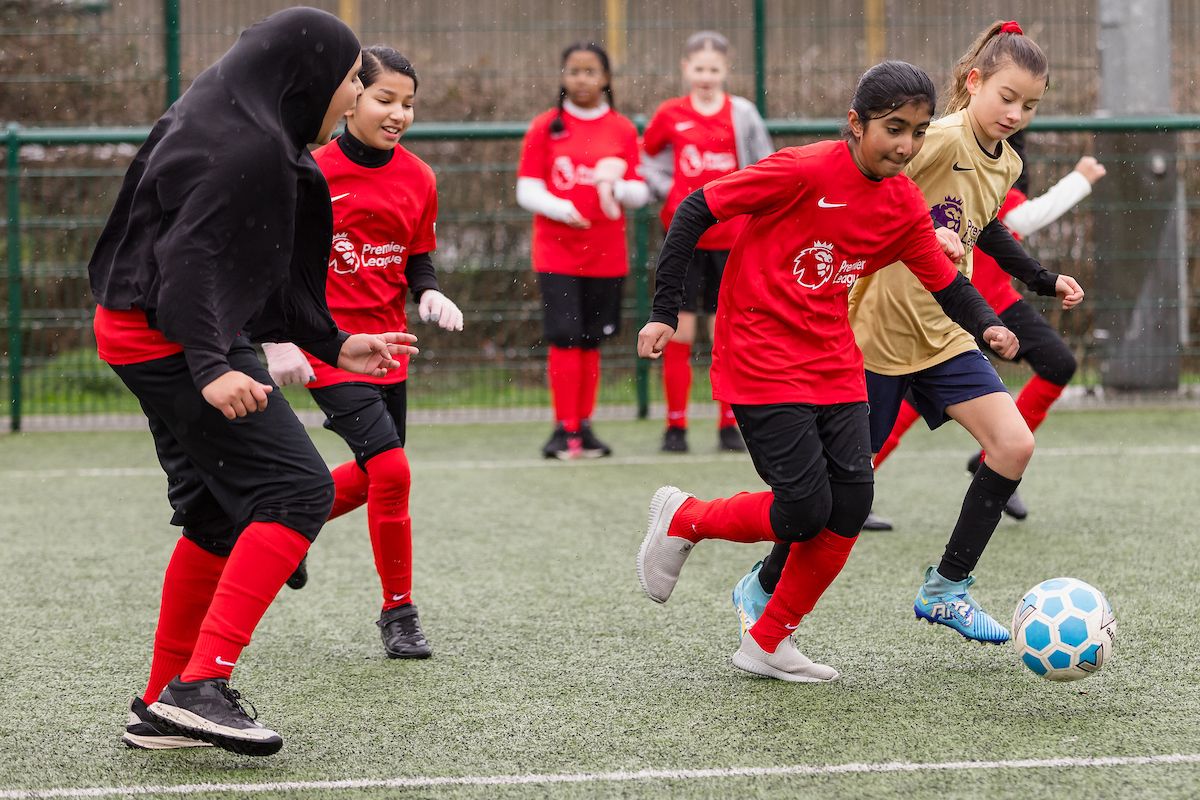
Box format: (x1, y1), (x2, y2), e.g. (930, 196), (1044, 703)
(147, 702), (283, 757)
(731, 651), (839, 683)
(121, 731), (213, 750)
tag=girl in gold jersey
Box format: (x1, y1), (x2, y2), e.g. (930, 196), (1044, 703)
(731, 20), (1085, 646)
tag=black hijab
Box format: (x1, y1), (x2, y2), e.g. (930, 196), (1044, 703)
(89, 7), (361, 389)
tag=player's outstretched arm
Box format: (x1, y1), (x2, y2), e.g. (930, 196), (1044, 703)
(643, 188), (718, 341)
(337, 332), (419, 377)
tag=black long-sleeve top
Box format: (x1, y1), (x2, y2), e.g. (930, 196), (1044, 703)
(87, 8), (361, 390)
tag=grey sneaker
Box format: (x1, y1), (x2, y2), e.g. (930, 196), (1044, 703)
(122, 695), (212, 750)
(636, 486), (696, 604)
(148, 677), (283, 756)
(731, 635), (839, 682)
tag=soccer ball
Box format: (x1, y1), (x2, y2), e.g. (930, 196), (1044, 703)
(1011, 578), (1116, 682)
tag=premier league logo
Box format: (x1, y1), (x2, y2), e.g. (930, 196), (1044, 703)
(930, 195), (964, 233)
(792, 241), (836, 290)
(330, 233), (361, 275)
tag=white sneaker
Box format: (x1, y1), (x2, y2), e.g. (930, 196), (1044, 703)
(731, 635), (839, 682)
(636, 486), (695, 604)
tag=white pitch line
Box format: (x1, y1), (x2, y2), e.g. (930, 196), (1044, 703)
(3, 443), (1200, 481)
(2, 754), (1199, 799)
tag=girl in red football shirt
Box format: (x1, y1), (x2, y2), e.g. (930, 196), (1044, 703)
(265, 47), (463, 660)
(517, 41), (650, 460)
(642, 31), (774, 454)
(635, 61), (1016, 682)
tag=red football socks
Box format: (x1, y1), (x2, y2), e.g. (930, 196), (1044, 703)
(1015, 374), (1065, 434)
(181, 522), (310, 682)
(667, 492), (776, 544)
(663, 340), (692, 430)
(718, 402), (737, 430)
(328, 460), (370, 521)
(873, 399), (920, 469)
(142, 536), (226, 703)
(548, 346), (582, 433)
(578, 348), (601, 423)
(364, 448), (414, 611)
(749, 529), (858, 652)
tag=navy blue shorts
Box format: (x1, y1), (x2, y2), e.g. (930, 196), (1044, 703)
(866, 350), (1008, 453)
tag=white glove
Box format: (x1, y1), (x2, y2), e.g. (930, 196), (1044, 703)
(262, 342), (315, 386)
(418, 290), (464, 331)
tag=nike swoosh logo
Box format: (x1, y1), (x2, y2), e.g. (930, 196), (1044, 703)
(675, 121), (695, 131)
(817, 197), (846, 208)
(391, 592), (410, 602)
(784, 623), (800, 630)
(331, 192), (351, 202)
(951, 163), (973, 171)
(215, 656), (237, 667)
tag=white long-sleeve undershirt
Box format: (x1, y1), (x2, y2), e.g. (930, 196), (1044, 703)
(1004, 170), (1093, 238)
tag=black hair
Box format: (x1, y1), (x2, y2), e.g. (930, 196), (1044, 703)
(360, 45), (419, 92)
(844, 60), (937, 138)
(1007, 129), (1030, 195)
(549, 41), (614, 135)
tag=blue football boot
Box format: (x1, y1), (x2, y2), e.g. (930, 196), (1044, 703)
(913, 566), (1010, 644)
(731, 560), (772, 641)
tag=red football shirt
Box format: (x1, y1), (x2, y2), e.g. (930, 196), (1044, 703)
(517, 107), (640, 277)
(93, 306), (183, 365)
(969, 188), (1027, 314)
(703, 140), (959, 406)
(306, 140), (438, 387)
(643, 95), (746, 250)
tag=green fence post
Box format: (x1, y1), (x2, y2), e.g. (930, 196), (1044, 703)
(634, 206), (651, 420)
(754, 0), (767, 116)
(164, 0), (181, 107)
(5, 123), (22, 433)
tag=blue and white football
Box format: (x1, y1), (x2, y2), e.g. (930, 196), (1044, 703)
(1011, 578), (1116, 681)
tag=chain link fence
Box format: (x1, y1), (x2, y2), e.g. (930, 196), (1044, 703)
(2, 2), (1199, 430)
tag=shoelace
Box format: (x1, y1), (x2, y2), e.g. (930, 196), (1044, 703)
(219, 684), (259, 721)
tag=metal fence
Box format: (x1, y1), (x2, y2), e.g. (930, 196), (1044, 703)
(2, 2), (1199, 430)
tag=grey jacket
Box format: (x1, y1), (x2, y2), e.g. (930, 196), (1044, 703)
(641, 94), (775, 202)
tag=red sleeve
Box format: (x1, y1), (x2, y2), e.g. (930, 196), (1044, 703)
(703, 148), (801, 220)
(517, 115), (548, 180)
(411, 171), (438, 255)
(642, 106), (671, 156)
(895, 214), (958, 293)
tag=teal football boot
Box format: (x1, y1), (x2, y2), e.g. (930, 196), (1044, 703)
(914, 565), (1010, 644)
(731, 560), (772, 641)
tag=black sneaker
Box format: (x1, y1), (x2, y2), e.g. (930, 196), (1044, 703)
(378, 603), (432, 659)
(147, 677), (283, 756)
(718, 425), (747, 452)
(661, 426), (688, 453)
(542, 425), (571, 459)
(967, 450), (1028, 520)
(578, 420), (612, 458)
(285, 556), (308, 590)
(861, 510), (894, 531)
(122, 695), (212, 750)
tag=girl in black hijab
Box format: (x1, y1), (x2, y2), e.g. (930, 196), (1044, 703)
(90, 8), (415, 757)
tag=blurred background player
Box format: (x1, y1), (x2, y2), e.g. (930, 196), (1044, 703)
(265, 46), (463, 660)
(868, 132), (1106, 527)
(732, 20), (1086, 648)
(641, 30), (774, 454)
(92, 9), (418, 755)
(516, 41), (650, 460)
(636, 61), (1016, 682)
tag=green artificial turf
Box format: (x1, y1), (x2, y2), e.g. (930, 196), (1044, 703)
(1, 410), (1198, 798)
